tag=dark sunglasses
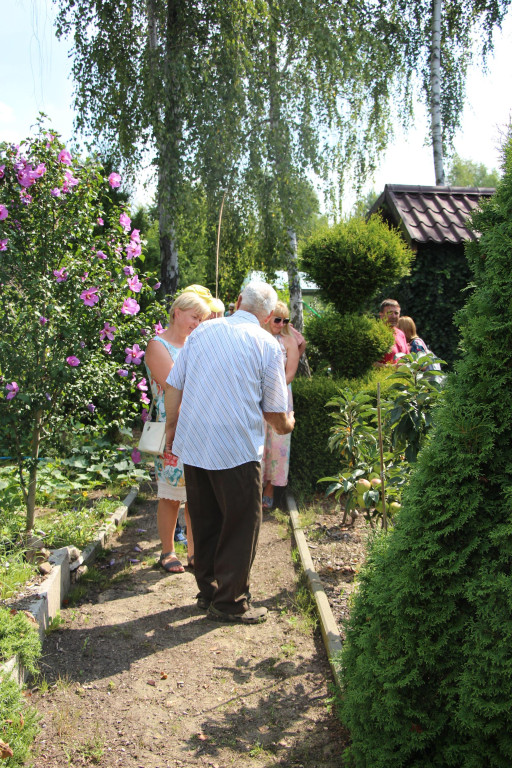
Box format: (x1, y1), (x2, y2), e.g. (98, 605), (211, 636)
(273, 317), (290, 324)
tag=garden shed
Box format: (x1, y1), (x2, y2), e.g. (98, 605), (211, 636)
(370, 184), (495, 366)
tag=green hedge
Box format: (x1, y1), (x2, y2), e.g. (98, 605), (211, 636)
(290, 370), (391, 499)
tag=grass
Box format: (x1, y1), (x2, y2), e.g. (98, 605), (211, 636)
(0, 607), (41, 672)
(0, 549), (34, 601)
(45, 612), (63, 635)
(0, 675), (40, 766)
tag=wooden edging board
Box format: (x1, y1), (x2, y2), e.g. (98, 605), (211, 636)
(0, 485), (139, 683)
(286, 491), (343, 690)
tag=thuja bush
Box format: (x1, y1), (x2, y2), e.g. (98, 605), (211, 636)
(305, 307), (393, 378)
(339, 138), (512, 767)
(300, 214), (412, 313)
(0, 122), (163, 532)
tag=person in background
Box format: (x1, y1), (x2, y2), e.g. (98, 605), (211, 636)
(208, 298), (225, 319)
(261, 301), (300, 510)
(397, 316), (429, 354)
(377, 298), (409, 364)
(164, 282), (294, 624)
(224, 302), (236, 317)
(144, 290), (211, 572)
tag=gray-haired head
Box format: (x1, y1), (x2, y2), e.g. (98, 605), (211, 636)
(239, 282), (278, 319)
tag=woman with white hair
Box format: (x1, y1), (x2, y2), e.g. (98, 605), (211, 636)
(144, 290), (211, 572)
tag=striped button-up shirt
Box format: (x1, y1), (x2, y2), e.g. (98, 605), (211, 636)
(167, 310), (288, 470)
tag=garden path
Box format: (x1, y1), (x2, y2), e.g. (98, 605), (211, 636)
(30, 488), (348, 767)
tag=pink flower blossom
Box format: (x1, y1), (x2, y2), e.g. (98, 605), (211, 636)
(140, 392), (151, 405)
(39, 316), (48, 325)
(108, 172), (121, 189)
(137, 377), (148, 392)
(127, 275), (142, 293)
(141, 409), (150, 423)
(0, 205), (8, 220)
(125, 241), (142, 260)
(0, 239), (7, 251)
(125, 343), (145, 365)
(96, 250), (107, 260)
(100, 322), (116, 341)
(119, 212), (131, 232)
(51, 188), (61, 197)
(58, 149), (72, 165)
(123, 266), (134, 276)
(130, 229), (141, 243)
(117, 369), (129, 376)
(140, 328), (147, 337)
(121, 298), (140, 316)
(80, 287), (100, 307)
(32, 163), (46, 178)
(0, 165), (5, 179)
(53, 268), (68, 283)
(103, 342), (112, 354)
(97, 217), (104, 226)
(66, 356), (80, 367)
(87, 403), (96, 413)
(20, 191), (32, 205)
(131, 448), (141, 464)
(153, 282), (161, 291)
(5, 382), (19, 400)
(63, 170), (79, 189)
(18, 169), (35, 188)
(154, 321), (164, 335)
(81, 272), (89, 281)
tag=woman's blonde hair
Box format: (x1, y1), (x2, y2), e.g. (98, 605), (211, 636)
(264, 300), (291, 335)
(169, 291), (211, 324)
(397, 316), (417, 341)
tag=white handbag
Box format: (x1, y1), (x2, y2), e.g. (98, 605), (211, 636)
(137, 401), (166, 455)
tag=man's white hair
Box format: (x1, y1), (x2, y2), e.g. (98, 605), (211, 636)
(240, 282), (277, 318)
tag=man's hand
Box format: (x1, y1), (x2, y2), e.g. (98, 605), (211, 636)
(263, 410), (295, 435)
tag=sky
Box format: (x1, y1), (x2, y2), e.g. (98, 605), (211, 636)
(2, 0), (512, 211)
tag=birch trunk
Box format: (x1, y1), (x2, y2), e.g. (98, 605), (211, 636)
(430, 0), (445, 185)
(287, 227), (311, 377)
(148, 0), (180, 301)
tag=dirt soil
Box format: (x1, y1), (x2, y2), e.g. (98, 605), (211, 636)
(300, 502), (371, 643)
(29, 488), (352, 768)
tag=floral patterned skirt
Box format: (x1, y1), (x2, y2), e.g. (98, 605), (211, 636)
(261, 384), (292, 488)
(154, 451), (187, 502)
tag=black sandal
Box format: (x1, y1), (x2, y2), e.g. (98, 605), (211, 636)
(158, 551), (185, 573)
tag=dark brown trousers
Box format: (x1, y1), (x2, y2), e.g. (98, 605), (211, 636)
(184, 462), (262, 615)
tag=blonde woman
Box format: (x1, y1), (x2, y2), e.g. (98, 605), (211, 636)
(261, 301), (300, 509)
(144, 291), (211, 572)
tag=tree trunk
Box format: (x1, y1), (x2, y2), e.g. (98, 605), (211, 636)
(287, 227), (311, 377)
(430, 0), (445, 185)
(148, 0), (181, 302)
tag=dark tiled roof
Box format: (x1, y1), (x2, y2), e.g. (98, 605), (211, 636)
(370, 184), (495, 245)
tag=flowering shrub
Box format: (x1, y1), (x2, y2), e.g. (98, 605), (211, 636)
(0, 121), (164, 531)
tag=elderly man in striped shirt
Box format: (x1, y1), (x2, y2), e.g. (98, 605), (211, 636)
(164, 282), (295, 624)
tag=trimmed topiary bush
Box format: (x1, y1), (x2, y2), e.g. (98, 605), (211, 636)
(305, 307), (394, 378)
(300, 214), (412, 314)
(339, 138), (512, 767)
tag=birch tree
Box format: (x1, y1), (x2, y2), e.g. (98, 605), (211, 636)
(390, 0), (510, 184)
